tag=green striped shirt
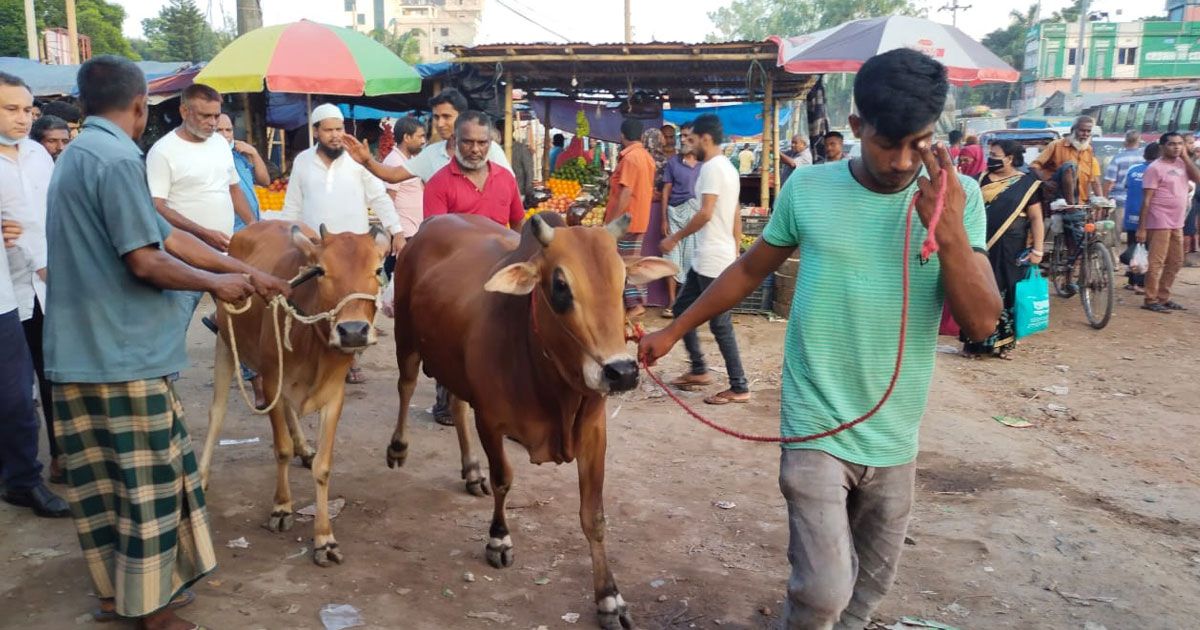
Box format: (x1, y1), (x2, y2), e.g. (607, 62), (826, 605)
(762, 161), (986, 467)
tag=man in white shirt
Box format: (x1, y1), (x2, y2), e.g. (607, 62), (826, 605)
(280, 103), (405, 385)
(381, 116), (427, 238)
(342, 88), (511, 184)
(0, 71), (69, 517)
(1, 71), (68, 492)
(658, 113), (749, 405)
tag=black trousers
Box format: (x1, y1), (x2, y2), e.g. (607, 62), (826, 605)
(22, 298), (58, 459)
(0, 308), (42, 489)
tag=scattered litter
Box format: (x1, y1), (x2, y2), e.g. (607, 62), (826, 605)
(891, 618), (961, 630)
(713, 500), (736, 510)
(904, 536), (917, 546)
(993, 415), (1033, 428)
(463, 572), (476, 583)
(1041, 385), (1069, 396)
(226, 537), (251, 549)
(1083, 623), (1108, 630)
(983, 566), (995, 573)
(1120, 356), (1135, 361)
(936, 345), (959, 354)
(657, 594), (669, 602)
(533, 577), (551, 586)
(207, 579), (223, 587)
(1046, 584), (1117, 606)
(284, 604), (300, 614)
(285, 547), (308, 560)
(1143, 496), (1158, 503)
(74, 613), (92, 624)
(20, 547), (67, 564)
(219, 437), (261, 446)
(609, 404), (622, 420)
(466, 611), (512, 623)
(561, 612), (581, 623)
(940, 602), (970, 617)
(297, 497), (346, 522)
(650, 579), (667, 588)
(442, 588), (455, 598)
(319, 603), (363, 630)
(1045, 403), (1070, 413)
(1055, 365), (1070, 373)
(395, 588), (411, 595)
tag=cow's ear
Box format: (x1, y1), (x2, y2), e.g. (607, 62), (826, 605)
(484, 262), (539, 295)
(625, 256), (678, 286)
(291, 225), (320, 261)
(369, 225), (391, 258)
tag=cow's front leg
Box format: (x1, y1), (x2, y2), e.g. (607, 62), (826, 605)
(199, 335), (236, 491)
(577, 412), (631, 630)
(311, 389), (346, 567)
(452, 396), (488, 496)
(387, 352), (420, 468)
(285, 404), (315, 469)
(477, 420), (513, 568)
(264, 396), (295, 533)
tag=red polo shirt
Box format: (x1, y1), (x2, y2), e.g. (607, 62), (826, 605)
(423, 159), (525, 228)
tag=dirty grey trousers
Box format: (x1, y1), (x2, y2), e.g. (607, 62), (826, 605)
(779, 449), (916, 630)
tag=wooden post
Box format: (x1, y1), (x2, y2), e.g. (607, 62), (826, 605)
(503, 73), (514, 164)
(23, 0), (37, 60)
(65, 0), (79, 64)
(760, 74), (773, 209)
(773, 99), (782, 197)
(542, 100), (552, 179)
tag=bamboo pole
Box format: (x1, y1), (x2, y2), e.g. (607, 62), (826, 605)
(65, 0), (79, 64)
(542, 100), (552, 179)
(773, 99), (782, 197)
(503, 73), (514, 164)
(760, 74), (773, 209)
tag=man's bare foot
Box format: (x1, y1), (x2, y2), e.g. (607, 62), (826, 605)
(138, 608), (202, 630)
(626, 305), (646, 319)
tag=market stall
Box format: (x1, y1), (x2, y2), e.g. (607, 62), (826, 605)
(446, 41), (815, 311)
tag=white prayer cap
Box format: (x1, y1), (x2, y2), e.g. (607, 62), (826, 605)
(310, 103), (343, 126)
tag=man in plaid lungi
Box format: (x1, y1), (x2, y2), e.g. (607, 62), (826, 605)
(44, 56), (288, 629)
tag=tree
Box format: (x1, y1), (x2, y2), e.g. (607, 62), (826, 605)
(139, 0), (220, 62)
(369, 27), (422, 66)
(0, 0), (28, 58)
(31, 0), (137, 58)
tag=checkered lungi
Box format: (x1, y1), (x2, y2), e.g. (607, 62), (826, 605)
(53, 378), (216, 618)
(618, 231), (646, 309)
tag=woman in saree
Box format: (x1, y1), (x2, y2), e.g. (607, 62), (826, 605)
(962, 139), (1045, 359)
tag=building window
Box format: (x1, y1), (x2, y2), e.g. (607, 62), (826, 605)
(344, 0), (354, 10)
(1067, 47), (1085, 66)
(1114, 104), (1130, 132)
(1117, 47), (1137, 65)
(357, 13), (365, 25)
(1159, 100), (1177, 131)
(440, 27), (450, 36)
(1180, 98), (1199, 131)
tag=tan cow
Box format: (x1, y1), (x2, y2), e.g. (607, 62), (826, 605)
(388, 212), (675, 629)
(199, 220), (389, 567)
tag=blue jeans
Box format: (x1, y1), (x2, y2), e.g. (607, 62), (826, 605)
(0, 309), (43, 489)
(672, 269), (749, 393)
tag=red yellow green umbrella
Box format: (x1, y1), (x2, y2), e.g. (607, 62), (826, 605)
(194, 20), (421, 96)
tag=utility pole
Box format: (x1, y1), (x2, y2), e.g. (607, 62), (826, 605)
(66, 0), (79, 64)
(236, 0), (262, 33)
(937, 0), (972, 27)
(23, 0), (38, 61)
(1070, 0), (1090, 96)
(236, 0), (264, 152)
(624, 0), (632, 43)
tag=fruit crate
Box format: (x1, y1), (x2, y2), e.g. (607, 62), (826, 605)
(741, 215), (770, 238)
(733, 272), (775, 315)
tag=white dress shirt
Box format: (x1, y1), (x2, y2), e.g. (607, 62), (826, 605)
(281, 146), (401, 236)
(1, 139), (53, 320)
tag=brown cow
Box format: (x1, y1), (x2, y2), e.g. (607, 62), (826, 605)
(387, 212), (676, 629)
(199, 220), (389, 567)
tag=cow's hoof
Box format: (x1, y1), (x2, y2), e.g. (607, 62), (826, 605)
(466, 477), (491, 496)
(297, 450), (315, 469)
(386, 440), (408, 469)
(597, 594), (633, 630)
(485, 537), (514, 568)
(264, 510), (294, 532)
(313, 542), (344, 567)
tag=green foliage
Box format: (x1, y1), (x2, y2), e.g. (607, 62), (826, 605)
(31, 0), (137, 58)
(0, 0), (29, 58)
(139, 0), (219, 62)
(708, 0), (924, 42)
(368, 28), (422, 66)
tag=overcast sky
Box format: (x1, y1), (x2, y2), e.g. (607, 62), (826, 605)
(113, 0), (1162, 45)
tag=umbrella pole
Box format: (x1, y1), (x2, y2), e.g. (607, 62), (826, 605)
(307, 93), (313, 147)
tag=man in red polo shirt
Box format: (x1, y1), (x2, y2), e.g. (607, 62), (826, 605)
(424, 110), (525, 229)
(605, 118), (656, 317)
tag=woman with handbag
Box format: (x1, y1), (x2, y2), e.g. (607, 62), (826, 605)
(961, 140), (1045, 359)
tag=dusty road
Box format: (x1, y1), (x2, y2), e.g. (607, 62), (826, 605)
(3, 264), (1199, 630)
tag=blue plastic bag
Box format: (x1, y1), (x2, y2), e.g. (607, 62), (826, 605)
(1014, 266), (1049, 339)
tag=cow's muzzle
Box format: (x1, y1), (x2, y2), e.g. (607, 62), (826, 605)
(334, 320), (372, 349)
(602, 359), (639, 392)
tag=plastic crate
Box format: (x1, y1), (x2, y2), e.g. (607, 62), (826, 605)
(741, 215), (770, 238)
(733, 273), (775, 315)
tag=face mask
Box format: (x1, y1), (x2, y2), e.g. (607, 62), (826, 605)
(228, 139), (235, 149)
(986, 157), (1005, 172)
(0, 133), (19, 146)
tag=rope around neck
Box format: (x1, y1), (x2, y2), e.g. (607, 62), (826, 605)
(221, 271), (380, 415)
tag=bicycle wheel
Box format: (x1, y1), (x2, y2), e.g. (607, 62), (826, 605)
(1080, 241), (1115, 329)
(1050, 233), (1075, 298)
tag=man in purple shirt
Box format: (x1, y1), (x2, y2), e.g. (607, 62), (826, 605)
(660, 122), (702, 314)
(1136, 131), (1200, 312)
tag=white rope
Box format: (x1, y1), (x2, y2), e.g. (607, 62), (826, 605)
(219, 270), (380, 415)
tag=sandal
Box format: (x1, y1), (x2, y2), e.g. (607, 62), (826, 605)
(94, 590), (196, 623)
(1142, 303), (1172, 313)
(704, 389), (751, 405)
(670, 373), (713, 391)
(1162, 300), (1188, 311)
(344, 367), (366, 384)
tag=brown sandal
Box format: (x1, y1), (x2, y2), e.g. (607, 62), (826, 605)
(670, 373), (713, 391)
(704, 389), (751, 405)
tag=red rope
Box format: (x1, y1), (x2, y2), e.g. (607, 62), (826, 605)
(630, 169), (948, 444)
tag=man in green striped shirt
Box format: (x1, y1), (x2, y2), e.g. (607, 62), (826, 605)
(640, 50), (1001, 629)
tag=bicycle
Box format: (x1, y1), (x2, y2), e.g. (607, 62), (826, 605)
(1043, 198), (1117, 330)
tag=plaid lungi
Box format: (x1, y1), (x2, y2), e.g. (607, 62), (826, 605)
(53, 378), (216, 618)
(618, 231), (646, 309)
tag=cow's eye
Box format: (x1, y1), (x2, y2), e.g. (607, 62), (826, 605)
(550, 269), (573, 313)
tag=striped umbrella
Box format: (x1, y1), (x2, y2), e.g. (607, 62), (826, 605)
(194, 20), (421, 96)
(770, 16), (1019, 86)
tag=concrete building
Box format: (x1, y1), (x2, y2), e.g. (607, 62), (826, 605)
(1018, 15), (1200, 113)
(344, 0), (484, 61)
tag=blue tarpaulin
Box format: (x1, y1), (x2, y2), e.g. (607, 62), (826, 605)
(0, 57), (191, 96)
(663, 102), (794, 139)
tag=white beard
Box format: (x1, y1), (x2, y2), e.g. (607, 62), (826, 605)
(1068, 137), (1091, 152)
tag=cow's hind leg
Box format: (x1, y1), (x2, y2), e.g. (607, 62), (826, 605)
(199, 334), (236, 491)
(387, 352), (420, 468)
(264, 394), (296, 534)
(285, 405), (315, 468)
(311, 389), (346, 567)
(453, 396), (488, 496)
(577, 412), (632, 630)
(478, 421), (513, 568)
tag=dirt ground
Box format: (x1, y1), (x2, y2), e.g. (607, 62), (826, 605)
(4, 261), (1200, 630)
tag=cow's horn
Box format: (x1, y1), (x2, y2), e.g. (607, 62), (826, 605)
(319, 223), (329, 241)
(605, 213), (631, 239)
(531, 214), (554, 247)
